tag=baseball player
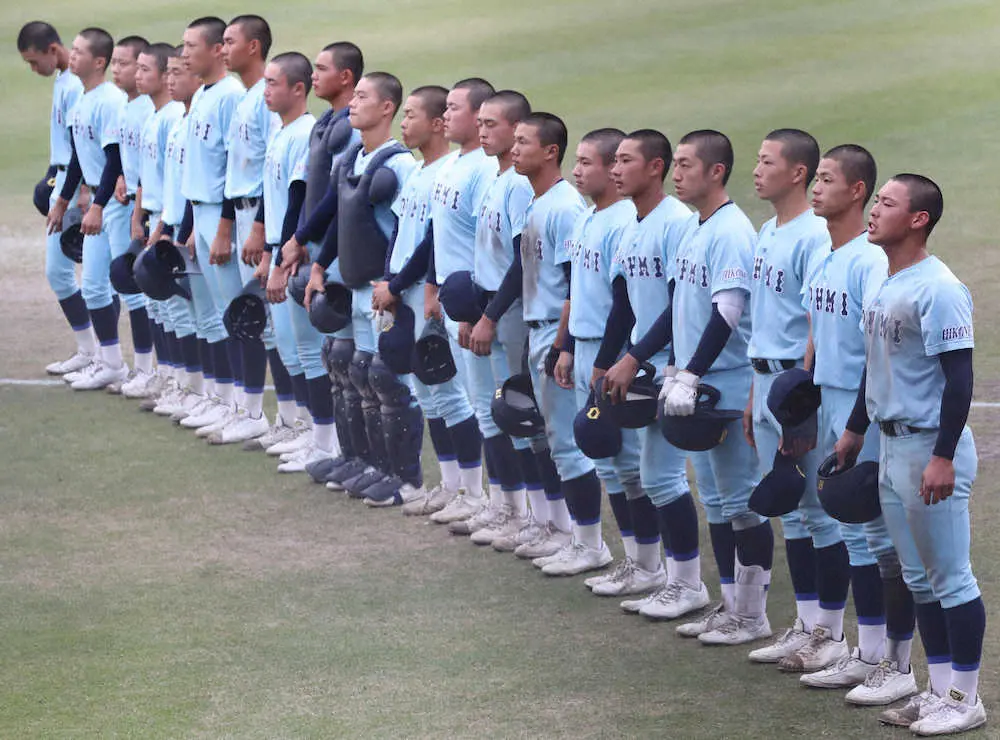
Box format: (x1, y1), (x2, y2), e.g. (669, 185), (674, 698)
(205, 14), (281, 444)
(47, 27), (130, 391)
(660, 130), (774, 646)
(16, 22), (92, 376)
(836, 175), (985, 734)
(742, 129), (851, 670)
(368, 84), (477, 511)
(599, 130), (714, 617)
(550, 127), (642, 579)
(178, 16), (244, 431)
(121, 42), (186, 401)
(798, 145), (917, 706)
(504, 112), (603, 560)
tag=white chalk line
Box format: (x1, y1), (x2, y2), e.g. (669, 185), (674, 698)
(2, 376), (999, 409)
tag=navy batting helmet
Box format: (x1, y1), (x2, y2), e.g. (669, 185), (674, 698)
(109, 238), (146, 295)
(411, 317), (456, 386)
(767, 368), (822, 453)
(749, 449), (807, 517)
(34, 174), (56, 217)
(817, 454), (881, 524)
(574, 388), (622, 459)
(596, 363), (659, 429)
(659, 384), (743, 452)
(287, 271), (310, 307)
(491, 373), (545, 438)
(133, 239), (195, 301)
(309, 282), (352, 334)
(378, 303), (416, 375)
(59, 207), (85, 264)
(438, 270), (488, 324)
(224, 279), (269, 341)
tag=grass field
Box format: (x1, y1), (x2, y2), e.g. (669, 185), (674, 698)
(2, 0), (1000, 737)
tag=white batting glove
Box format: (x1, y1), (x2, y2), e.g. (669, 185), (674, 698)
(658, 366), (678, 402)
(664, 370), (699, 416)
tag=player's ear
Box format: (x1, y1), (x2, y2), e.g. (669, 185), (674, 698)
(430, 116), (445, 134)
(849, 179), (866, 205)
(910, 209), (931, 233)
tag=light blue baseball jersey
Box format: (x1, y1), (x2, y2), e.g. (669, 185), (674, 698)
(803, 232), (887, 391)
(473, 166), (534, 290)
(609, 196), (692, 345)
(263, 113), (315, 245)
(430, 148), (499, 283)
(568, 199), (636, 339)
(390, 156), (447, 274)
(119, 94), (154, 194)
(50, 69), (83, 166)
(862, 256), (973, 428)
(519, 179), (587, 322)
(69, 81), (126, 187)
(672, 202), (755, 371)
(138, 101), (184, 215)
(352, 139), (418, 241)
(161, 114), (189, 227)
(181, 76), (244, 204)
(748, 209), (828, 359)
(225, 79), (278, 199)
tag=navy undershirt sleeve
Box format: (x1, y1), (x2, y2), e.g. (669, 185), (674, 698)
(315, 215), (339, 269)
(631, 304), (673, 364)
(281, 181), (307, 246)
(934, 348), (973, 460)
(255, 198), (265, 224)
(686, 304), (732, 377)
(595, 276), (635, 370)
(389, 225), (433, 295)
(294, 180), (338, 244)
(221, 198), (236, 221)
(176, 201), (194, 246)
(60, 133), (83, 201)
(845, 367), (871, 435)
(484, 235), (524, 323)
(426, 244), (438, 286)
(93, 143), (122, 208)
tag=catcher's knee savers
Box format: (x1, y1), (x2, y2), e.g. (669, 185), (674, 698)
(369, 354), (411, 407)
(323, 336), (354, 382)
(817, 453), (881, 524)
(658, 383), (743, 451)
(491, 373), (545, 438)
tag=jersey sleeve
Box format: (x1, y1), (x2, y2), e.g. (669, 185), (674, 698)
(218, 87), (242, 152)
(63, 80), (83, 126)
(552, 200), (585, 265)
(708, 220), (753, 295)
(101, 96), (125, 148)
(507, 180), (533, 239)
(662, 212), (694, 282)
(388, 152), (419, 214)
(288, 132), (311, 185)
(921, 279), (974, 356)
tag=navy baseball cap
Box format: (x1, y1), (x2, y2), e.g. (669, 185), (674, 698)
(34, 174), (55, 217)
(438, 271), (488, 324)
(133, 239), (194, 301)
(749, 449), (807, 517)
(817, 454), (881, 524)
(659, 384), (743, 451)
(411, 317), (456, 385)
(109, 238), (146, 295)
(492, 373), (545, 438)
(287, 271), (310, 307)
(378, 303), (416, 374)
(574, 388), (623, 459)
(224, 279), (268, 341)
(59, 207), (85, 264)
(309, 282), (352, 334)
(596, 363), (659, 429)
(767, 368), (822, 455)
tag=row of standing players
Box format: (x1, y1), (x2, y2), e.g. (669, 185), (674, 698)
(17, 15), (984, 737)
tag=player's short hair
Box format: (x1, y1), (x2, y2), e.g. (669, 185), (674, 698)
(142, 42), (176, 74)
(452, 78), (495, 111)
(823, 144), (877, 206)
(17, 21), (61, 53)
(890, 173), (944, 236)
(229, 14), (272, 60)
(364, 72), (403, 114)
(321, 41), (363, 86)
(410, 85), (448, 119)
(523, 112), (569, 166)
(765, 128), (820, 186)
(187, 17), (226, 47)
(79, 28), (114, 67)
(171, 44), (184, 57)
(624, 128), (672, 180)
(272, 51), (312, 95)
(581, 128), (626, 167)
(116, 35), (149, 59)
(679, 129), (734, 185)
(484, 90), (531, 125)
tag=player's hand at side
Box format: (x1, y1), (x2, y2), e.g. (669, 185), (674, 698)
(304, 262), (326, 311)
(242, 222), (265, 266)
(469, 316), (496, 357)
(266, 264), (289, 303)
(424, 283), (442, 321)
(590, 367), (607, 393)
(457, 321), (472, 350)
(281, 236), (307, 275)
(114, 176), (127, 205)
(130, 215), (145, 242)
(253, 250), (271, 287)
(920, 455), (955, 505)
(743, 398), (756, 448)
(147, 221), (164, 248)
(81, 203), (103, 236)
(185, 232), (196, 260)
(371, 280), (396, 313)
(209, 229), (233, 266)
(555, 350), (574, 390)
(603, 353), (639, 404)
(833, 429), (864, 470)
(664, 370), (699, 416)
(46, 197), (69, 234)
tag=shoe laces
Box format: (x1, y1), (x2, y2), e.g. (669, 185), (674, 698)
(826, 653), (859, 674)
(606, 557), (636, 583)
(773, 625), (805, 646)
(654, 581), (685, 604)
(862, 659), (899, 688)
(798, 627), (833, 658)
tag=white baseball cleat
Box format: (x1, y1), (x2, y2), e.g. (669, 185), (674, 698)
(779, 625), (849, 672)
(277, 445), (330, 473)
(877, 686), (941, 726)
(364, 483), (426, 508)
(171, 393), (211, 422)
(491, 516), (544, 553)
(63, 361), (99, 384)
(800, 647), (875, 689)
(469, 506), (518, 545)
(266, 420), (312, 456)
(121, 370), (157, 398)
(638, 580), (711, 620)
(541, 541), (613, 577)
(152, 386), (186, 416)
(747, 618), (810, 663)
(243, 415), (296, 451)
(513, 523), (571, 560)
(430, 492), (485, 524)
(208, 413), (270, 445)
(676, 602), (732, 637)
(180, 399), (229, 429)
(594, 559), (666, 598)
(448, 502), (500, 535)
(71, 362), (129, 391)
(698, 615), (772, 646)
(400, 484), (456, 516)
(532, 543), (572, 569)
(196, 406), (238, 437)
(846, 659), (919, 706)
(585, 558), (625, 590)
(47, 351), (95, 375)
(908, 688), (987, 736)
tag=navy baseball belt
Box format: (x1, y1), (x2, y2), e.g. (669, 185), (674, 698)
(751, 358), (797, 374)
(234, 197), (260, 210)
(526, 319), (559, 330)
(879, 421), (927, 437)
